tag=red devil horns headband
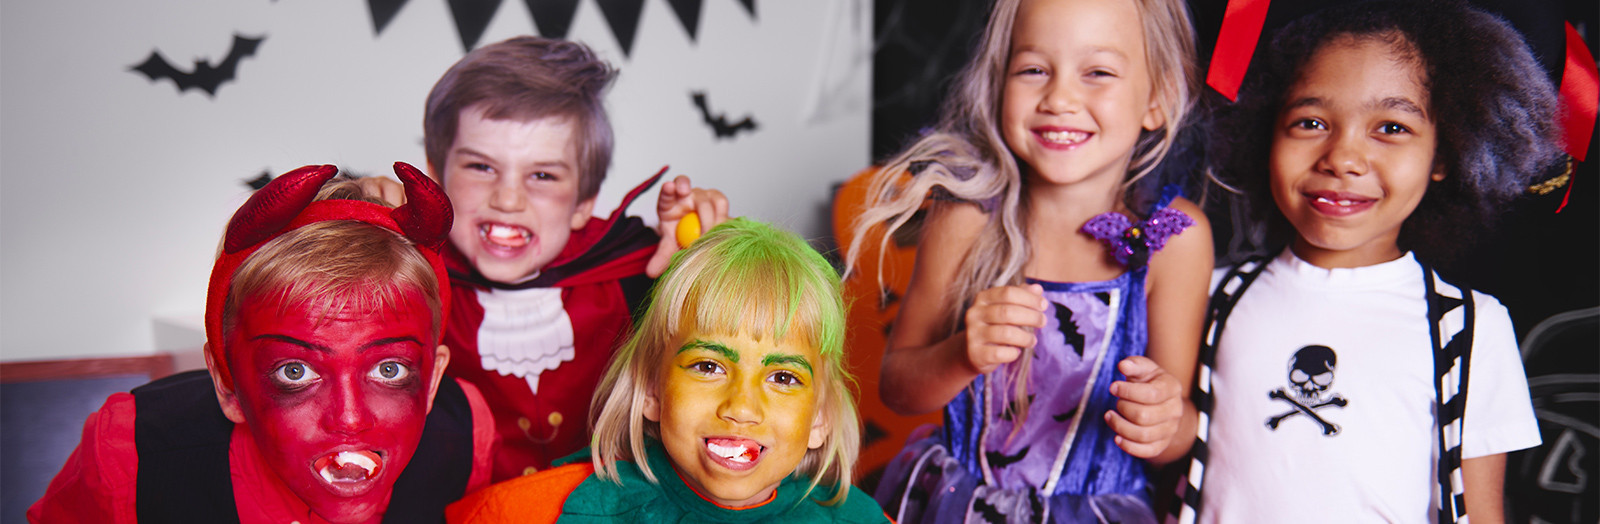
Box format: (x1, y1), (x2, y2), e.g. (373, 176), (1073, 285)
(204, 162), (453, 389)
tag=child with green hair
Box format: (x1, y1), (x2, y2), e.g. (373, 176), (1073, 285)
(447, 218), (889, 523)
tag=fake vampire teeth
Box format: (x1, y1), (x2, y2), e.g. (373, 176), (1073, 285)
(480, 223), (532, 248)
(706, 438), (762, 464)
(1039, 130), (1089, 145)
(315, 451), (383, 483)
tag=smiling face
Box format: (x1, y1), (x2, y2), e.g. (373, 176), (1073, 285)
(436, 105), (596, 283)
(1000, 0), (1165, 188)
(1269, 35), (1443, 269)
(644, 332), (829, 507)
(213, 290), (448, 524)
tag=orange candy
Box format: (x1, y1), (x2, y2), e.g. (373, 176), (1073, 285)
(675, 212), (702, 248)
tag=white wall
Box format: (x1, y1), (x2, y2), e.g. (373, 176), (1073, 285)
(0, 0), (871, 362)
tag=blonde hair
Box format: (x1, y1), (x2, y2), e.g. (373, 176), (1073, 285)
(845, 0), (1197, 421)
(219, 181), (443, 353)
(590, 218), (861, 505)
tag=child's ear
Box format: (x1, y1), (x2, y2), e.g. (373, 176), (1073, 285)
(1430, 162), (1446, 182)
(569, 197), (598, 230)
(808, 407), (831, 450)
(203, 344), (246, 424)
(424, 345), (451, 414)
(643, 388), (661, 422)
(1141, 88), (1169, 132)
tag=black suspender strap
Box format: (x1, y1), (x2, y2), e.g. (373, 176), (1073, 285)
(1171, 257), (1476, 524)
(1174, 256), (1270, 524)
(1423, 263), (1474, 524)
(133, 370), (243, 524)
(382, 376), (475, 524)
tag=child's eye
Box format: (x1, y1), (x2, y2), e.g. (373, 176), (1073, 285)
(529, 171), (556, 181)
(1086, 69), (1116, 79)
(465, 162), (493, 173)
(368, 360), (414, 384)
(1288, 118), (1326, 132)
(1377, 122), (1411, 135)
(769, 370), (805, 387)
(1013, 66), (1046, 77)
(271, 362), (321, 389)
(687, 361), (724, 375)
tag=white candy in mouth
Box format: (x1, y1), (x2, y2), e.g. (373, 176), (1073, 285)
(707, 441), (757, 463)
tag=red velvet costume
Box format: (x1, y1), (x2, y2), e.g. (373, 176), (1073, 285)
(443, 172), (663, 480)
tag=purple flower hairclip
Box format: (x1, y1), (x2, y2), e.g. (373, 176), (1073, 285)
(1082, 207), (1195, 270)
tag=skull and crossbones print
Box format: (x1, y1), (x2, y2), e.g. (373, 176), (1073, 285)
(1266, 345), (1348, 436)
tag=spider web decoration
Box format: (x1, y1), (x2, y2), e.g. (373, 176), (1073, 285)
(366, 0), (756, 55)
(870, 0), (991, 159)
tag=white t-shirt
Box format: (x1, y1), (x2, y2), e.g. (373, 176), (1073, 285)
(1198, 250), (1540, 523)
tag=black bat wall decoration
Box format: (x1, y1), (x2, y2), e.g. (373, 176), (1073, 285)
(690, 91), (758, 139)
(131, 34), (264, 97)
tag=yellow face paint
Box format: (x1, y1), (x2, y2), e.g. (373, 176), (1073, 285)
(646, 331), (828, 507)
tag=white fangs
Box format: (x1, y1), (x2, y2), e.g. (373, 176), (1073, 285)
(319, 451), (378, 483)
(708, 442), (754, 463)
(1041, 130), (1088, 144)
(481, 224), (532, 249)
(483, 224), (530, 241)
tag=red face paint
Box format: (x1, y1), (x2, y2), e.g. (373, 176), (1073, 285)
(225, 290), (437, 523)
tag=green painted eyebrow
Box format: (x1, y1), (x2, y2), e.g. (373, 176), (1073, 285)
(677, 339), (814, 375)
(677, 339), (738, 363)
(762, 353), (813, 375)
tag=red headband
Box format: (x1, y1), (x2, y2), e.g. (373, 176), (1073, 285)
(204, 162), (453, 389)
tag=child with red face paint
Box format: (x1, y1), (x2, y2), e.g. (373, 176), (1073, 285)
(361, 35), (731, 482)
(445, 219), (890, 523)
(30, 164), (495, 524)
(1178, 2), (1558, 522)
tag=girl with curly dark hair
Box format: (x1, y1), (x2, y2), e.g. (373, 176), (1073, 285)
(1180, 1), (1561, 522)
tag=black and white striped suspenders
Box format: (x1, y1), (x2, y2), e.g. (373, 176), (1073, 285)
(1423, 262), (1475, 524)
(1172, 256), (1475, 524)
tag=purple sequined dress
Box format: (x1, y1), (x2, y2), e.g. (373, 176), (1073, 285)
(874, 193), (1194, 523)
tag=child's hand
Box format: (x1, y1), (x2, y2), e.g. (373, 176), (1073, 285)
(1105, 355), (1183, 459)
(963, 284), (1047, 374)
(646, 175), (729, 277)
(354, 176), (406, 207)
